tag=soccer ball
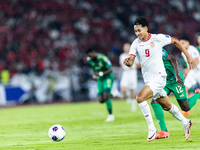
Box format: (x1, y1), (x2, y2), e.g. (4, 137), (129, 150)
(48, 124), (66, 141)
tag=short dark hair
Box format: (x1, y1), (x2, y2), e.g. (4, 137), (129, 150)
(86, 48), (95, 54)
(134, 17), (149, 27)
(181, 34), (190, 42)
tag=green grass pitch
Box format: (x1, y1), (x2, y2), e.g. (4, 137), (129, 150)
(0, 96), (200, 150)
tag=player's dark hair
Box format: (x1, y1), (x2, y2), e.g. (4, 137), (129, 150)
(86, 48), (95, 54)
(134, 17), (149, 27)
(181, 34), (190, 42)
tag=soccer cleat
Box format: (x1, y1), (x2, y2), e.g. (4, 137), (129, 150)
(147, 128), (157, 142)
(195, 88), (200, 95)
(183, 119), (193, 141)
(105, 114), (115, 122)
(194, 88), (200, 99)
(180, 110), (190, 116)
(155, 130), (170, 139)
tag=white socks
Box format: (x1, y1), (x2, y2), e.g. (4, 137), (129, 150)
(138, 101), (155, 130)
(168, 103), (188, 127)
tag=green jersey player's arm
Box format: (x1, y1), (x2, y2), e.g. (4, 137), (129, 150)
(166, 53), (184, 86)
(123, 55), (135, 67)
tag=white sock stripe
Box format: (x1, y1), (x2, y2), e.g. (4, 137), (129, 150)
(138, 101), (148, 108)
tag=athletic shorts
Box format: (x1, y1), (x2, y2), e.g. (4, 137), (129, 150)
(146, 75), (167, 100)
(164, 73), (187, 102)
(97, 76), (113, 95)
(185, 69), (200, 89)
(120, 70), (137, 90)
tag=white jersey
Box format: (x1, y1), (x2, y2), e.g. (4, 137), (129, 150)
(119, 53), (139, 89)
(181, 45), (200, 71)
(129, 33), (172, 83)
(119, 53), (139, 70)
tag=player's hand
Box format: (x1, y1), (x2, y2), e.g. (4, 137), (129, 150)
(123, 57), (131, 67)
(176, 74), (184, 87)
(94, 72), (99, 76)
(187, 56), (196, 69)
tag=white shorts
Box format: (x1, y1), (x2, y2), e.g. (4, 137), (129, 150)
(185, 69), (200, 89)
(146, 75), (167, 100)
(120, 70), (137, 90)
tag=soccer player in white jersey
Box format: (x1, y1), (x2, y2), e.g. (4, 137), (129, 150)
(123, 17), (196, 142)
(119, 43), (140, 111)
(180, 35), (200, 115)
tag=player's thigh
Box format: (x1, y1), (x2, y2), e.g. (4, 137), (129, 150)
(103, 77), (113, 94)
(156, 96), (171, 111)
(164, 86), (171, 95)
(97, 80), (104, 95)
(169, 83), (188, 101)
(137, 85), (153, 103)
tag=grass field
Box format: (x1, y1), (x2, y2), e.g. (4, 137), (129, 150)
(0, 96), (200, 150)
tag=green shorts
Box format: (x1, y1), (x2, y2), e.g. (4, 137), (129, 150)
(164, 81), (187, 103)
(97, 77), (113, 95)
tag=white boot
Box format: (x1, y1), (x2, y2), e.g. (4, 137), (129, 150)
(105, 114), (115, 122)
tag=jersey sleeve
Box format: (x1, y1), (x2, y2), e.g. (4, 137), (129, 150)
(162, 49), (169, 61)
(157, 34), (172, 47)
(129, 40), (137, 57)
(190, 47), (199, 59)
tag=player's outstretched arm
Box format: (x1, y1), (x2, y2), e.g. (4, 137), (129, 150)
(167, 54), (183, 86)
(123, 55), (135, 67)
(171, 37), (196, 69)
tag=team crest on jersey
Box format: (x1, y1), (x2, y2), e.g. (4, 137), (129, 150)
(150, 42), (155, 47)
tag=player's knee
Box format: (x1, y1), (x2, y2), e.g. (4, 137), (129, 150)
(103, 93), (110, 101)
(181, 105), (190, 111)
(98, 96), (104, 103)
(136, 95), (145, 103)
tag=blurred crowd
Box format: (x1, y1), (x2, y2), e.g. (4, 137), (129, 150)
(0, 0), (199, 103)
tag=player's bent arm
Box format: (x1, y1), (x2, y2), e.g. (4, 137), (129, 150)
(167, 54), (183, 86)
(171, 37), (196, 69)
(166, 54), (179, 77)
(98, 67), (112, 77)
(123, 55), (135, 67)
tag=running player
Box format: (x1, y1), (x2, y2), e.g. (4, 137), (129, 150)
(86, 48), (115, 122)
(151, 48), (200, 139)
(124, 17), (195, 142)
(119, 43), (140, 111)
(180, 35), (200, 115)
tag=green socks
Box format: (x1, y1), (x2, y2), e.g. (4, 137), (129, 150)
(188, 93), (200, 109)
(151, 103), (168, 131)
(105, 99), (112, 114)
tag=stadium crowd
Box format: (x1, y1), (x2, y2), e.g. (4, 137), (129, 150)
(0, 0), (199, 103)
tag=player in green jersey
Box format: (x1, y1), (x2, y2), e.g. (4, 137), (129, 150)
(151, 48), (200, 139)
(86, 48), (115, 122)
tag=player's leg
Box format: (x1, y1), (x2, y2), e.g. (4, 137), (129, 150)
(136, 85), (157, 141)
(151, 87), (170, 132)
(179, 71), (199, 115)
(103, 77), (114, 122)
(151, 86), (170, 139)
(156, 95), (193, 140)
(129, 73), (137, 111)
(130, 89), (137, 111)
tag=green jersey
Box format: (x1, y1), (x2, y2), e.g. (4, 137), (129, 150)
(162, 49), (177, 85)
(87, 53), (113, 80)
(197, 46), (200, 53)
